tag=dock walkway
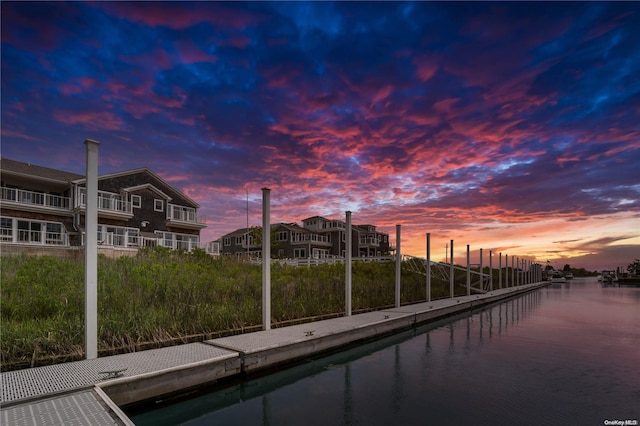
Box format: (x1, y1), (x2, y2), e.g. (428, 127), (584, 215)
(1, 283), (547, 425)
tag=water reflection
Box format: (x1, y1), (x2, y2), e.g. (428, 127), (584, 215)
(131, 279), (639, 426)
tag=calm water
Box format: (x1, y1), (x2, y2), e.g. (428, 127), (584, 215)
(131, 278), (639, 425)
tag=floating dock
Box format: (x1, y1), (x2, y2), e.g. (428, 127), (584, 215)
(1, 282), (547, 425)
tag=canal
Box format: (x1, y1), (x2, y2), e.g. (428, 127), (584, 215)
(130, 278), (639, 425)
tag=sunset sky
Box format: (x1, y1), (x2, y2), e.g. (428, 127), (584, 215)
(2, 2), (639, 271)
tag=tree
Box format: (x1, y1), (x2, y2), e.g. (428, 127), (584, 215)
(563, 264), (571, 272)
(628, 259), (640, 276)
(249, 225), (279, 256)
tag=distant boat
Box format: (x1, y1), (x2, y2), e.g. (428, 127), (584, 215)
(617, 271), (640, 286)
(551, 271), (566, 284)
(565, 272), (573, 279)
(600, 270), (615, 286)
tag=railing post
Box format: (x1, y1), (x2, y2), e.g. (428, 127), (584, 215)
(511, 256), (515, 287)
(262, 188), (271, 331)
(395, 224), (401, 308)
(426, 233), (431, 302)
(84, 139), (99, 360)
(346, 211), (352, 316)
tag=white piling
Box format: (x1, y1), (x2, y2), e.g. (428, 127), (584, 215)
(505, 254), (509, 287)
(450, 240), (454, 298)
(346, 211), (352, 316)
(479, 248), (483, 290)
(262, 188), (271, 331)
(489, 250), (493, 291)
(84, 139), (99, 360)
(466, 245), (471, 296)
(499, 253), (502, 289)
(395, 225), (401, 308)
(426, 233), (431, 302)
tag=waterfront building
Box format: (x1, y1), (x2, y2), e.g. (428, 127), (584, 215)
(0, 158), (206, 254)
(219, 215), (393, 260)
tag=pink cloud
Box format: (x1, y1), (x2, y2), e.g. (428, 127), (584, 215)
(412, 55), (438, 82)
(53, 110), (123, 131)
(174, 40), (217, 64)
(96, 2), (263, 30)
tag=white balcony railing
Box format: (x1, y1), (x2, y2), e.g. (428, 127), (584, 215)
(158, 237), (200, 251)
(167, 204), (205, 224)
(320, 221), (346, 230)
(0, 227), (13, 242)
(359, 236), (380, 247)
(78, 188), (131, 214)
(291, 233), (329, 244)
(1, 187), (70, 209)
(15, 229), (69, 245)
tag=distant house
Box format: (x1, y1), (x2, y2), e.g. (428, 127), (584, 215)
(0, 158), (206, 253)
(219, 215), (393, 259)
(220, 222), (333, 259)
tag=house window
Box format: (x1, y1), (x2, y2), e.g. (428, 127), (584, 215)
(154, 199), (164, 212)
(293, 248), (306, 258)
(235, 236), (242, 245)
(45, 223), (63, 244)
(276, 231), (288, 241)
(132, 195), (141, 208)
(224, 237), (231, 246)
(17, 220), (42, 243)
(1, 217), (13, 241)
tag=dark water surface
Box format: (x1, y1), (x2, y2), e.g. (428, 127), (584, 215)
(131, 278), (639, 425)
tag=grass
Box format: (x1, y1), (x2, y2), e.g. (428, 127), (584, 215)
(1, 248), (458, 371)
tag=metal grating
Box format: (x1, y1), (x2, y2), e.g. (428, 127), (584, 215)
(1, 343), (238, 404)
(1, 390), (119, 426)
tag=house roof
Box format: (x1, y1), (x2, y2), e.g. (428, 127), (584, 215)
(2, 158), (199, 208)
(302, 215), (329, 222)
(219, 227), (252, 239)
(73, 167), (199, 208)
(221, 223), (310, 240)
(124, 183), (172, 201)
(1, 158), (84, 183)
(276, 222), (310, 233)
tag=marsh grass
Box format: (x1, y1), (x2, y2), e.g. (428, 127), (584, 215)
(1, 248), (452, 371)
